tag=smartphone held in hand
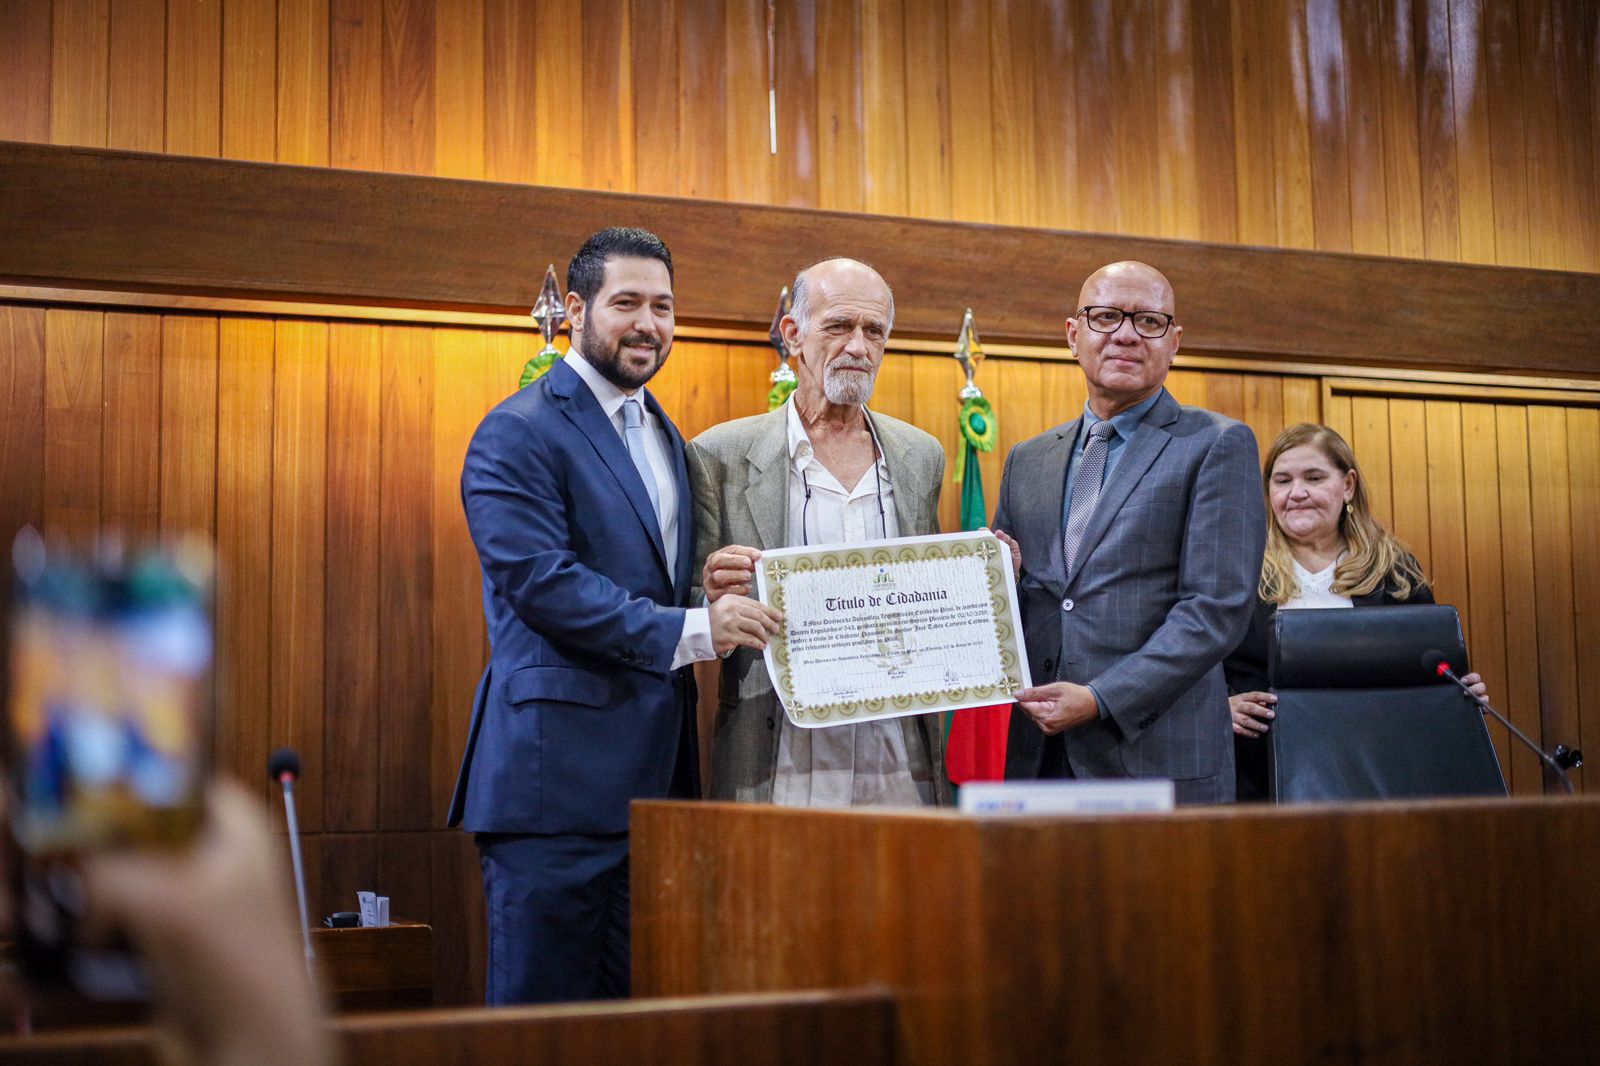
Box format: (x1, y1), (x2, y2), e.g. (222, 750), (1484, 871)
(4, 528), (214, 1000)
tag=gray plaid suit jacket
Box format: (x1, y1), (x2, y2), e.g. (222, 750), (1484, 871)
(686, 404), (953, 805)
(993, 388), (1265, 805)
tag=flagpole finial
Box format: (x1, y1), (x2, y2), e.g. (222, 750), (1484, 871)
(954, 307), (984, 401)
(530, 265), (567, 356)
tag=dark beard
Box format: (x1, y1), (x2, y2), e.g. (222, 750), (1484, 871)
(580, 327), (668, 391)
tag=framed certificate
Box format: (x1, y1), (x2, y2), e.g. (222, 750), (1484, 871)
(754, 530), (1031, 728)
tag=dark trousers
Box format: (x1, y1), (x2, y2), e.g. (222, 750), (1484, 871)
(476, 831), (631, 1005)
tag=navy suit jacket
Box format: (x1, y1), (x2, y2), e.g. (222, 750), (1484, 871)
(446, 358), (699, 836)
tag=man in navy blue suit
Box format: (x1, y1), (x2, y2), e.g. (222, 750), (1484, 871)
(447, 227), (782, 1005)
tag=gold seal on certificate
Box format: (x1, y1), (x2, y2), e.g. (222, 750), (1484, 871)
(754, 531), (1031, 728)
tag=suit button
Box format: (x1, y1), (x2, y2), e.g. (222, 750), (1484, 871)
(1043, 658), (1055, 676)
(766, 716), (775, 730)
(1061, 598), (1074, 612)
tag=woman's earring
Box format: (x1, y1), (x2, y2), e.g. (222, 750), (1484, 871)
(1345, 501), (1354, 516)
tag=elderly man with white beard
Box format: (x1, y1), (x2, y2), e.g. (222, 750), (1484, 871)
(687, 257), (952, 806)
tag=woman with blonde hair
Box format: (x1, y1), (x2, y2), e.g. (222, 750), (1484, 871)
(1224, 423), (1485, 800)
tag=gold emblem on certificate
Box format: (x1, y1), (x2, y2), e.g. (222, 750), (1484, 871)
(754, 531), (1031, 728)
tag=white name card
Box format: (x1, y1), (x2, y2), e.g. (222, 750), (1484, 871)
(957, 779), (1176, 816)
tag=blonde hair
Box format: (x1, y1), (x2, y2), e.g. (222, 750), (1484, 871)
(1258, 423), (1426, 605)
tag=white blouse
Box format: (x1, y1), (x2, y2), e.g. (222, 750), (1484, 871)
(1282, 557), (1355, 611)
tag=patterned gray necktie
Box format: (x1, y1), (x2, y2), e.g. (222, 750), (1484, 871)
(1063, 419), (1116, 579)
(622, 398), (661, 519)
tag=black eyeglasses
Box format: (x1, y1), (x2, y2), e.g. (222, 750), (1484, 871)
(1076, 306), (1176, 339)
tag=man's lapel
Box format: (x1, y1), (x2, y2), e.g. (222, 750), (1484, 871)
(742, 408), (790, 550)
(870, 411), (927, 536)
(550, 361), (671, 577)
(1032, 419), (1077, 595)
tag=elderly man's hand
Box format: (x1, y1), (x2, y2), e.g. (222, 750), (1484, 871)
(1014, 681), (1101, 735)
(702, 545), (762, 602)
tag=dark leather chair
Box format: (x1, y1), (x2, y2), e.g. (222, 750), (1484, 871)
(1267, 605), (1507, 802)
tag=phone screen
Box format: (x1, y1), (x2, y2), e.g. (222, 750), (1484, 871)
(5, 532), (212, 998)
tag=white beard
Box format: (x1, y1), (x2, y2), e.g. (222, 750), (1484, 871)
(823, 363), (878, 405)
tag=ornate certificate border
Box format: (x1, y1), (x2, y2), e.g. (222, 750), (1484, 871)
(755, 530), (1032, 728)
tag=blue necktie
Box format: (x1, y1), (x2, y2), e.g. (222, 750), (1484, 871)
(1063, 419), (1115, 580)
(622, 398), (661, 519)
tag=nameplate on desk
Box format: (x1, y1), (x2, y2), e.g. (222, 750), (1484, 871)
(958, 780), (1175, 815)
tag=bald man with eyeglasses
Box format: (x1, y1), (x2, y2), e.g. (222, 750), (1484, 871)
(992, 261), (1266, 804)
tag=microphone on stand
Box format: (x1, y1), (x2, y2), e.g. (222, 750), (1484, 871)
(1421, 650), (1581, 795)
(268, 748), (316, 974)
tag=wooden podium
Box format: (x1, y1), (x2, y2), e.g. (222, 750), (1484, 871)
(632, 797), (1600, 1066)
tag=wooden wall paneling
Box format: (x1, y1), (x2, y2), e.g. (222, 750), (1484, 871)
(722, 0), (775, 205)
(1493, 405), (1542, 792)
(870, 347), (915, 433)
(1566, 407), (1599, 792)
(1202, 371), (1246, 425)
(901, 0), (951, 221)
(678, 0), (729, 203)
(1304, 0), (1354, 252)
(1269, 0), (1316, 249)
(816, 0), (864, 214)
(1029, 0), (1078, 233)
(580, 0), (634, 193)
(1374, 0), (1425, 259)
(1041, 358), (1087, 429)
(1190, 0), (1240, 244)
(0, 306), (47, 546)
(1229, 0), (1281, 246)
(51, 0), (110, 148)
(157, 315), (218, 539)
(317, 829), (381, 923)
(943, 0), (994, 225)
(1322, 387), (1351, 438)
(1458, 402), (1511, 778)
(1480, 0), (1529, 266)
(271, 320), (329, 829)
(482, 0), (539, 184)
(379, 325), (435, 829)
(376, 829), (433, 935)
(223, 0), (280, 162)
(1446, 0), (1496, 263)
(431, 329), (488, 815)
(993, 358), (1043, 460)
(647, 341), (686, 428)
(912, 355), (963, 533)
(1347, 395), (1393, 527)
(279, 0), (333, 166)
(859, 0), (906, 217)
(1341, 0), (1393, 254)
(166, 0), (222, 156)
(100, 313), (163, 541)
(215, 317), (275, 789)
(1415, 0), (1462, 261)
(1516, 0), (1563, 270)
(1551, 1), (1598, 272)
(430, 829), (486, 1005)
(1242, 373), (1285, 456)
(629, 0), (681, 196)
(1421, 400), (1468, 614)
(325, 323), (384, 830)
(678, 341), (731, 441)
(773, 0), (819, 208)
(332, 0), (386, 170)
(434, 0), (485, 181)
(1153, 0), (1201, 241)
(1385, 397), (1432, 568)
(1164, 368), (1208, 410)
(107, 0), (166, 153)
(383, 0), (437, 176)
(1281, 375), (1320, 426)
(1072, 6), (1118, 231)
(42, 309), (104, 542)
(725, 341), (775, 424)
(1526, 405), (1581, 788)
(531, 0), (583, 187)
(0, 0), (52, 142)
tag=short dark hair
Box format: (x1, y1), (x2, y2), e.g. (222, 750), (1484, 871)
(565, 227), (675, 305)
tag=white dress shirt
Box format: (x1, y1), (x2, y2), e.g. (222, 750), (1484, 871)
(564, 352), (713, 668)
(771, 400), (934, 808)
